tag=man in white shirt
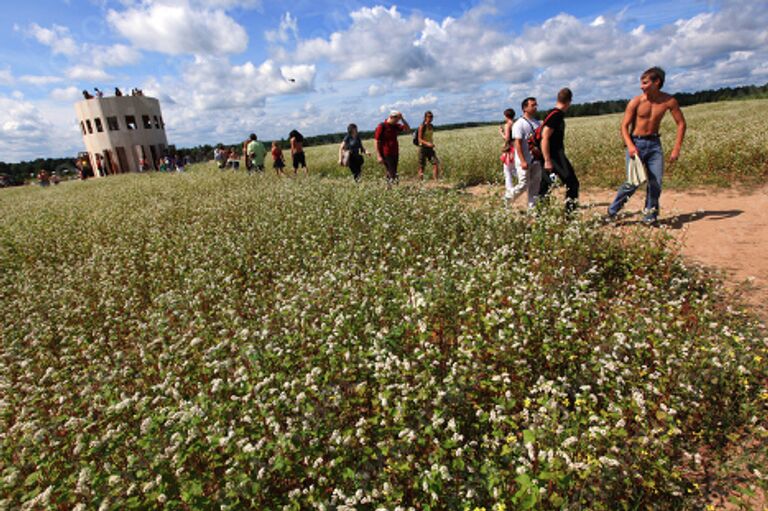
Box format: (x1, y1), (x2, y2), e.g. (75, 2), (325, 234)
(510, 97), (543, 209)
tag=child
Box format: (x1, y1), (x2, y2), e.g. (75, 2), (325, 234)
(271, 142), (286, 175)
(227, 149), (240, 170)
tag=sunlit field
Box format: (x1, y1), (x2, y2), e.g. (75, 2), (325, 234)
(1, 167), (766, 509)
(302, 98), (768, 188)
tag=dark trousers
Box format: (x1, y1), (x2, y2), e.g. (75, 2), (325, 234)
(349, 154), (364, 182)
(539, 149), (579, 212)
(382, 154), (398, 183)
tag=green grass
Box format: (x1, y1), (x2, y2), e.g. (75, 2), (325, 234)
(300, 99), (768, 188)
(1, 170), (766, 509)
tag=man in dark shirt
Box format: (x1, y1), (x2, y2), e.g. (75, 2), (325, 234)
(374, 110), (410, 185)
(540, 87), (579, 214)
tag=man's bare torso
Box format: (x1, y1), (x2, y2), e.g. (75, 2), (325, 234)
(631, 92), (674, 136)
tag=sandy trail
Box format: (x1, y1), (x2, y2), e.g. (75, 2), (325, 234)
(460, 182), (768, 322)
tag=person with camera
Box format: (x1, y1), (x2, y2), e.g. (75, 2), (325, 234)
(510, 97), (543, 209)
(374, 110), (410, 185)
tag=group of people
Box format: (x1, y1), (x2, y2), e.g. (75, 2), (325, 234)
(498, 67), (686, 224)
(82, 87), (143, 100)
(214, 131), (309, 175)
(208, 67), (685, 224)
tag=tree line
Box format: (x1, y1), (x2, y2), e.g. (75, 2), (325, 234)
(2, 82), (766, 187)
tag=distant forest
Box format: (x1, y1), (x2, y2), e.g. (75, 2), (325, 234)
(2, 82), (767, 186)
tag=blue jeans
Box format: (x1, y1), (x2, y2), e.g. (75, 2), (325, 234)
(608, 136), (664, 219)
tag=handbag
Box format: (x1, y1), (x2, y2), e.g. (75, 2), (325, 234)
(627, 154), (648, 187)
(339, 149), (351, 167)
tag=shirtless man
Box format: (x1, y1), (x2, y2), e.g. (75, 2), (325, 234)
(289, 130), (308, 174)
(607, 67), (686, 225)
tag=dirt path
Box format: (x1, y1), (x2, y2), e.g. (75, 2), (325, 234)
(460, 182), (768, 323)
(581, 185), (768, 322)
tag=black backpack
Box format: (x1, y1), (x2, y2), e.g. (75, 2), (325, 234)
(412, 124), (422, 146)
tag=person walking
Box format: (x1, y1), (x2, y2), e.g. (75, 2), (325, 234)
(606, 67), (687, 225)
(289, 130), (308, 174)
(339, 123), (370, 182)
(246, 133), (267, 173)
(374, 110), (410, 185)
(540, 87), (579, 215)
(271, 142), (286, 175)
(416, 111), (440, 180)
(510, 97), (543, 209)
(499, 108), (516, 202)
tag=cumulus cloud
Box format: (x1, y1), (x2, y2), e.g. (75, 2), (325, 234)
(0, 94), (57, 161)
(107, 2), (248, 56)
(91, 44), (142, 68)
(67, 66), (112, 81)
(19, 76), (64, 86)
(50, 86), (82, 102)
(266, 12), (299, 44)
(284, 1), (768, 100)
(0, 67), (14, 86)
(296, 6), (432, 80)
(379, 93), (438, 114)
(25, 23), (79, 56)
(169, 56), (315, 111)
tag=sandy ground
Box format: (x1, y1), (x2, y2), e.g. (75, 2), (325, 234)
(582, 184), (768, 322)
(461, 182), (768, 323)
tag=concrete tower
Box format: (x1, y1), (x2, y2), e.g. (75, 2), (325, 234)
(74, 93), (170, 176)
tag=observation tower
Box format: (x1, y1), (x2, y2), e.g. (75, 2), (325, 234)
(74, 93), (169, 176)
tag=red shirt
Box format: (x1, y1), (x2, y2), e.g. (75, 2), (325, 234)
(271, 146), (283, 160)
(374, 121), (405, 157)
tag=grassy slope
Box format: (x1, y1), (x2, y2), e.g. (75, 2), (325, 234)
(300, 99), (768, 188)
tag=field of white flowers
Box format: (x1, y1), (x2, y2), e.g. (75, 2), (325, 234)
(1, 153), (767, 508)
(304, 98), (768, 188)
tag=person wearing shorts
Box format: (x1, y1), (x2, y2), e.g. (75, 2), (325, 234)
(417, 111), (440, 180)
(289, 130), (308, 174)
(374, 110), (410, 185)
(271, 142), (286, 175)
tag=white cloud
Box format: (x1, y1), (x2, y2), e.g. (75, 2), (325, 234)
(283, 1), (767, 100)
(368, 84), (385, 96)
(296, 6), (432, 80)
(167, 56), (314, 111)
(50, 86), (82, 102)
(107, 3), (248, 56)
(0, 94), (56, 161)
(0, 67), (14, 86)
(19, 76), (64, 86)
(26, 23), (79, 56)
(67, 66), (112, 81)
(379, 93), (438, 114)
(91, 44), (142, 68)
(266, 12), (299, 44)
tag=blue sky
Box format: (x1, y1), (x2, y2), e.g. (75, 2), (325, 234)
(1, 0), (766, 161)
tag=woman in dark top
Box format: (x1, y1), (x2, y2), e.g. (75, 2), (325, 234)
(339, 123), (370, 182)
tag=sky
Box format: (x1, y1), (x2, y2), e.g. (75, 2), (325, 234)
(0, 0), (767, 162)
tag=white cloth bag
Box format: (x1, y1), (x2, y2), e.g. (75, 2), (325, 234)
(627, 154), (648, 187)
